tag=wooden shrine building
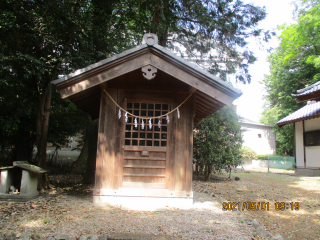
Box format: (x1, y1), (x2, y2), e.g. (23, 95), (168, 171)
(52, 33), (242, 207)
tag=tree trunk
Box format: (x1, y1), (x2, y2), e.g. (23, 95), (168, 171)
(205, 164), (212, 181)
(151, 1), (169, 47)
(83, 119), (98, 184)
(195, 163), (199, 176)
(36, 83), (52, 190)
(71, 115), (91, 174)
(11, 122), (33, 163)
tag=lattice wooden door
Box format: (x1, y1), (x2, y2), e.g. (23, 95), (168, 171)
(122, 101), (169, 189)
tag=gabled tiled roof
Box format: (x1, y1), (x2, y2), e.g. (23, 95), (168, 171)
(277, 101), (320, 127)
(292, 81), (320, 97)
(51, 37), (242, 97)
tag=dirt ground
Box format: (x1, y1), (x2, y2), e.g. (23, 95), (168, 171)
(0, 170), (319, 240)
(195, 168), (320, 240)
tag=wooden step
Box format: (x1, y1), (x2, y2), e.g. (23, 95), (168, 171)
(123, 173), (165, 178)
(122, 182), (166, 189)
(124, 157), (166, 161)
(123, 165), (165, 169)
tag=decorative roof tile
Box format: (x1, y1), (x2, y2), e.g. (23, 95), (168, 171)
(277, 101), (320, 126)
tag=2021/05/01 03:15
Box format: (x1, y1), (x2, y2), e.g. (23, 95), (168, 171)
(222, 202), (300, 211)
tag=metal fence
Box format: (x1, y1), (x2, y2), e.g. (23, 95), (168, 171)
(245, 156), (295, 169)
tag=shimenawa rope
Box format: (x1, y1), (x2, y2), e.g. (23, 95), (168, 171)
(103, 89), (192, 120)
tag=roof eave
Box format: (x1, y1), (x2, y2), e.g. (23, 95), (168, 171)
(51, 44), (242, 99)
(277, 113), (320, 127)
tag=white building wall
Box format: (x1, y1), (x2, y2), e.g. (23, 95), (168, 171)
(241, 123), (276, 155)
(304, 118), (320, 168)
(295, 121), (305, 167)
(305, 118), (320, 132)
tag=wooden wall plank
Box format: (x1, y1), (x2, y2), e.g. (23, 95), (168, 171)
(185, 95), (195, 192)
(94, 89), (107, 190)
(168, 91), (177, 191)
(118, 96), (126, 188)
(113, 89), (124, 189)
(174, 92), (188, 191)
(95, 88), (117, 190)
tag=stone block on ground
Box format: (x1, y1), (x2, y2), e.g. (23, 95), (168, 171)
(88, 235), (98, 240)
(272, 233), (284, 240)
(19, 234), (30, 240)
(54, 235), (75, 240)
(252, 220), (260, 228)
(97, 235), (108, 240)
(79, 236), (87, 240)
(265, 231), (273, 238)
(255, 226), (265, 236)
(7, 236), (16, 240)
(15, 233), (22, 238)
(5, 232), (13, 238)
(31, 234), (41, 240)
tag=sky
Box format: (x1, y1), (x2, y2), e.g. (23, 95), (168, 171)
(233, 0), (296, 122)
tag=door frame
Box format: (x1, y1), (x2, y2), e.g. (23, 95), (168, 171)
(119, 97), (171, 189)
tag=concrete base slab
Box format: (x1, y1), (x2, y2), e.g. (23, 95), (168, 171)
(295, 168), (320, 176)
(93, 196), (193, 209)
(121, 204), (166, 211)
(0, 193), (39, 202)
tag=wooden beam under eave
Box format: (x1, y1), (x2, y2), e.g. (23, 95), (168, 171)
(195, 107), (212, 118)
(194, 117), (202, 125)
(195, 98), (220, 114)
(195, 104), (214, 116)
(106, 83), (189, 93)
(195, 97), (216, 111)
(69, 91), (101, 104)
(188, 86), (197, 94)
(195, 91), (224, 107)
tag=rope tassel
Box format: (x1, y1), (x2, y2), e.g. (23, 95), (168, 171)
(134, 117), (138, 128)
(118, 109), (121, 119)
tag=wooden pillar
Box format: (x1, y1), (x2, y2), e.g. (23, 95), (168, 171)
(185, 95), (194, 192)
(94, 88), (118, 191)
(169, 92), (195, 193)
(113, 89), (124, 189)
(168, 92), (177, 191)
(174, 92), (190, 191)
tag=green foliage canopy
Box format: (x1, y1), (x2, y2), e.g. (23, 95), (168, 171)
(261, 0), (320, 155)
(128, 0), (272, 83)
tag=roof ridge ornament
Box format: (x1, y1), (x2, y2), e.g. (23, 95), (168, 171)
(142, 33), (158, 46)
